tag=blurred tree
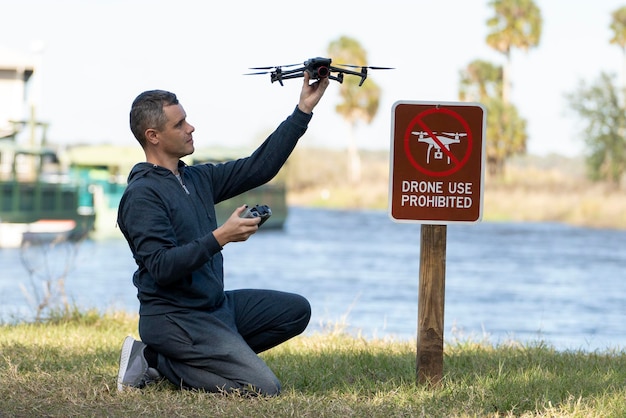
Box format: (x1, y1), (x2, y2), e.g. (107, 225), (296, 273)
(459, 59), (502, 102)
(483, 97), (527, 177)
(486, 0), (542, 104)
(610, 6), (626, 49)
(567, 72), (626, 188)
(459, 59), (527, 176)
(610, 5), (626, 84)
(328, 36), (381, 183)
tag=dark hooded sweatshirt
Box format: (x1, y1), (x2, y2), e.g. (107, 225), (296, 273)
(117, 107), (312, 316)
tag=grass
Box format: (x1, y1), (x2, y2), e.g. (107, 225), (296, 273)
(1, 311), (625, 417)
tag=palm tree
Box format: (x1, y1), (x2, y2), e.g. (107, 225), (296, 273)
(459, 59), (527, 176)
(483, 96), (527, 176)
(458, 59), (503, 102)
(486, 0), (542, 104)
(328, 36), (381, 183)
(610, 7), (626, 56)
(609, 6), (626, 94)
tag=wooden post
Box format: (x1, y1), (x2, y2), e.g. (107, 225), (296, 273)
(416, 224), (447, 386)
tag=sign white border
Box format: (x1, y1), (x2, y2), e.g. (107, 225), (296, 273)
(388, 100), (487, 225)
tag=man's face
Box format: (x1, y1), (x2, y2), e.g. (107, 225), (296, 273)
(154, 103), (195, 158)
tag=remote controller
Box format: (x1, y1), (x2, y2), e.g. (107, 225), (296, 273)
(240, 204), (272, 227)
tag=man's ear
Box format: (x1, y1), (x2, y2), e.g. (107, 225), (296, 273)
(145, 129), (159, 145)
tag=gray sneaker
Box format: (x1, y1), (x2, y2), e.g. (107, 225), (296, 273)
(117, 336), (162, 391)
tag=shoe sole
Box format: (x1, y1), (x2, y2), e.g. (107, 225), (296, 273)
(117, 336), (135, 392)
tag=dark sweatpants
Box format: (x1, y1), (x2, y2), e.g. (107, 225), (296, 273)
(138, 289), (311, 395)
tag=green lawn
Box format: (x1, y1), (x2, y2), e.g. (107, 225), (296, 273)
(1, 311), (625, 417)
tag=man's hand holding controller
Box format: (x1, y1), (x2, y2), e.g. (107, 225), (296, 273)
(213, 204), (272, 247)
(240, 204), (272, 227)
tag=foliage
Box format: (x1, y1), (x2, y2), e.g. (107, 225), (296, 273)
(486, 0), (543, 56)
(458, 59), (527, 176)
(328, 36), (381, 126)
(458, 59), (503, 102)
(483, 96), (528, 176)
(566, 72), (626, 187)
(609, 6), (626, 53)
(609, 4), (626, 131)
(457, 0), (541, 177)
(327, 36), (382, 183)
(563, 6), (626, 188)
(486, 0), (542, 105)
(1, 313), (625, 417)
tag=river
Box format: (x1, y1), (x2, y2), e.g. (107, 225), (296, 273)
(1, 207), (625, 352)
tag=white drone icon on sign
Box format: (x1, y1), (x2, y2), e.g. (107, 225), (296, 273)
(411, 131), (467, 164)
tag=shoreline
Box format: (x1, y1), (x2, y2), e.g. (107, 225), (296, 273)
(286, 149), (626, 230)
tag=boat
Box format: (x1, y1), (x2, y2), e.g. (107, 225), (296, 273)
(0, 141), (96, 248)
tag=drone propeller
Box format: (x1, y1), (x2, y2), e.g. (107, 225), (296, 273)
(333, 63), (395, 70)
(245, 63), (305, 85)
(244, 70), (273, 75)
(248, 63), (301, 70)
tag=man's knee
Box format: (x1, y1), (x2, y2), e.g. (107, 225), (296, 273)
(249, 376), (281, 396)
(293, 295), (311, 333)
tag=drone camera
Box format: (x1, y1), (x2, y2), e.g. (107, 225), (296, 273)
(316, 66), (330, 78)
(306, 65), (329, 79)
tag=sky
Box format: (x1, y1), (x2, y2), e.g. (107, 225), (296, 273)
(1, 0), (626, 157)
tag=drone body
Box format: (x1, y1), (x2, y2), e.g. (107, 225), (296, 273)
(247, 57), (393, 86)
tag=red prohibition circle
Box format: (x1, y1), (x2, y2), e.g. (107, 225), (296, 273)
(403, 107), (473, 177)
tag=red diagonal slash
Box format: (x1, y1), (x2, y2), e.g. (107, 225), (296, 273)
(415, 118), (460, 165)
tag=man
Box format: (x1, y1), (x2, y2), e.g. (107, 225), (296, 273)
(116, 72), (329, 395)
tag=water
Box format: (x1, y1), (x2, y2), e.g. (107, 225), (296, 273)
(1, 207), (625, 352)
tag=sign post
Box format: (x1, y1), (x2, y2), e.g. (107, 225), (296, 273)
(389, 101), (486, 386)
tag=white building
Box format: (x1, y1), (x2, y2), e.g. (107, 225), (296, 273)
(0, 46), (35, 140)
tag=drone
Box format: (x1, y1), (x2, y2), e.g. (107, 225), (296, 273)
(245, 57), (393, 86)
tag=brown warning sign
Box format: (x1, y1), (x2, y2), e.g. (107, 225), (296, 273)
(389, 101), (486, 223)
